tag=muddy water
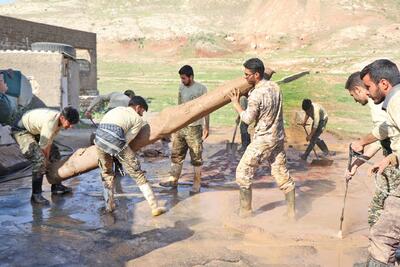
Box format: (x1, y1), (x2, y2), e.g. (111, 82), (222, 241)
(0, 127), (375, 266)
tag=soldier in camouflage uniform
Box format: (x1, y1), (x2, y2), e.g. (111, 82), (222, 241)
(350, 60), (400, 266)
(159, 65), (209, 194)
(344, 72), (399, 227)
(12, 107), (80, 205)
(228, 58), (295, 218)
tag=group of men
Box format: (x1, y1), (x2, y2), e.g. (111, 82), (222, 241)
(344, 59), (400, 266)
(3, 56), (400, 265)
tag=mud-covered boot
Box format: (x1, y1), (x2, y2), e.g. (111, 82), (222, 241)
(102, 182), (115, 213)
(285, 188), (296, 219)
(190, 166), (201, 194)
(159, 163), (182, 188)
(139, 183), (167, 216)
(31, 174), (49, 205)
(239, 187), (252, 218)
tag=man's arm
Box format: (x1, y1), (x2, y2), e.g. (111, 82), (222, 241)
(369, 153), (399, 176)
(302, 114), (310, 126)
(351, 133), (379, 153)
(346, 141), (381, 178)
(307, 127), (317, 142)
(229, 88), (259, 125)
(85, 93), (111, 118)
(39, 123), (57, 160)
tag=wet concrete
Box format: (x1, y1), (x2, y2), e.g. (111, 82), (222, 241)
(0, 127), (375, 266)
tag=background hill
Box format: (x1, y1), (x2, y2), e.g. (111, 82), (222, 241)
(2, 0), (400, 135)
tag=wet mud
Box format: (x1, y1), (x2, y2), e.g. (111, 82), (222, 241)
(0, 127), (376, 266)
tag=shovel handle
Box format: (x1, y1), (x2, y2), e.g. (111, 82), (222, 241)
(231, 120), (239, 144)
(89, 118), (98, 129)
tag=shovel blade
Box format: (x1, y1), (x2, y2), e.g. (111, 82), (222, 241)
(226, 143), (238, 155)
(310, 159), (334, 166)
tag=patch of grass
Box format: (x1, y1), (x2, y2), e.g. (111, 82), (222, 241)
(98, 59), (373, 136)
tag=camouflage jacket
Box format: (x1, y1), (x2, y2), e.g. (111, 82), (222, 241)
(240, 79), (285, 143)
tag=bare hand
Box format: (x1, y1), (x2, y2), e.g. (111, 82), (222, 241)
(368, 156), (391, 176)
(228, 88), (240, 104)
(345, 165), (358, 181)
(202, 128), (209, 140)
(85, 111), (92, 119)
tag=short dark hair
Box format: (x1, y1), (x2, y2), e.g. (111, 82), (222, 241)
(345, 71), (364, 90)
(61, 106), (79, 124)
(243, 58), (265, 77)
(129, 96), (148, 111)
(360, 59), (400, 86)
(179, 65), (194, 77)
(124, 89), (135, 98)
(302, 99), (312, 111)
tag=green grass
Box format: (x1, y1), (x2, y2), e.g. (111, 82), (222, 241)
(97, 58), (372, 137)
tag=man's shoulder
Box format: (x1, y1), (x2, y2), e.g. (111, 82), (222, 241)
(26, 108), (59, 117)
(256, 80), (279, 91)
(191, 81), (206, 90)
(109, 92), (127, 98)
(388, 90), (400, 110)
(252, 80), (279, 95)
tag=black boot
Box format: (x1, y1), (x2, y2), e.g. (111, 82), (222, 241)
(51, 183), (72, 195)
(239, 187), (252, 218)
(31, 174), (49, 205)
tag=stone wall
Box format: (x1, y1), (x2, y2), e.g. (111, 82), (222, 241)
(0, 15), (98, 97)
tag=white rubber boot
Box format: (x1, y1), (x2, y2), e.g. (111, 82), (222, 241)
(139, 183), (167, 216)
(190, 166), (201, 194)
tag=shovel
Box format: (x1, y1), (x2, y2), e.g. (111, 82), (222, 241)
(301, 125), (333, 166)
(226, 120), (239, 155)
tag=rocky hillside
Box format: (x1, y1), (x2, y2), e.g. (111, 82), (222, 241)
(1, 0), (400, 55)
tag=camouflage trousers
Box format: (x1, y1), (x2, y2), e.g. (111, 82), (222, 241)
(368, 167), (400, 226)
(12, 130), (60, 176)
(171, 125), (203, 166)
(369, 195), (400, 265)
(236, 139), (295, 193)
(96, 146), (148, 189)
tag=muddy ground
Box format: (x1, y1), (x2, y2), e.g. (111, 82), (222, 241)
(0, 126), (378, 267)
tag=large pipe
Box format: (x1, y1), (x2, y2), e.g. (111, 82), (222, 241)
(47, 76), (253, 183)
